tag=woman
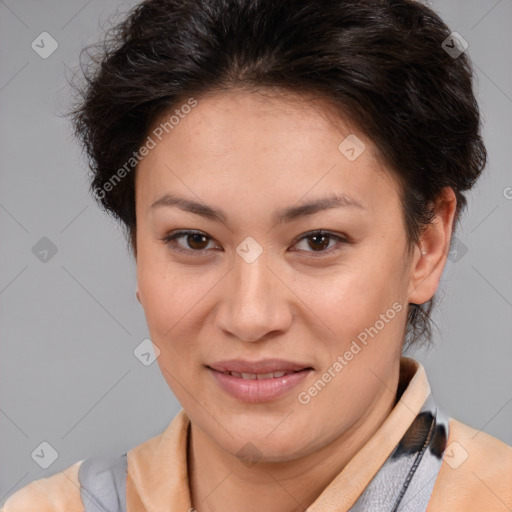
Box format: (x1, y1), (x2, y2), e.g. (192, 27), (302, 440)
(2, 0), (511, 510)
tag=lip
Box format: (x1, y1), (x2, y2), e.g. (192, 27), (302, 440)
(207, 359), (313, 403)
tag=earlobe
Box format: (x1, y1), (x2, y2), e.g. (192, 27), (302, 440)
(407, 187), (457, 305)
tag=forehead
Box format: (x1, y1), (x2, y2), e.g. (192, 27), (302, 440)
(135, 89), (401, 217)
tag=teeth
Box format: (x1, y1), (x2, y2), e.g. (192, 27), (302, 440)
(256, 372), (274, 380)
(227, 371), (292, 379)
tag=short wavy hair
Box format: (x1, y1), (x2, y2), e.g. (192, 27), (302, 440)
(69, 0), (486, 351)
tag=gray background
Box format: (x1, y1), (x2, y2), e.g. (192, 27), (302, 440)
(1, 0), (511, 502)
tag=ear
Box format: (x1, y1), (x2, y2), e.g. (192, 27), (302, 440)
(408, 187), (457, 305)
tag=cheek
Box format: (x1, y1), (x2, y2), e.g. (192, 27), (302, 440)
(298, 267), (390, 324)
(137, 252), (205, 328)
(138, 266), (202, 388)
(138, 270), (174, 330)
(293, 256), (407, 349)
(136, 254), (221, 367)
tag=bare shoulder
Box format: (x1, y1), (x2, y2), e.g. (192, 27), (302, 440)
(1, 461), (84, 512)
(428, 417), (512, 512)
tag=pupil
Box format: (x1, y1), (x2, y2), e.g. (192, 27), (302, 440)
(309, 234), (329, 251)
(189, 234), (207, 250)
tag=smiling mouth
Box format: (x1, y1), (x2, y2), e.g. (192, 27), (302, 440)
(207, 365), (314, 403)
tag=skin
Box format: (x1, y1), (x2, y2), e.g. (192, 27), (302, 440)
(134, 88), (456, 512)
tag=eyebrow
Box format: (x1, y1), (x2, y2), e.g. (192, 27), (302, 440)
(149, 192), (366, 225)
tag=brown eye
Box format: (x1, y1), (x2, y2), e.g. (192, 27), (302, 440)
(306, 233), (331, 251)
(185, 233), (210, 250)
(291, 230), (347, 257)
(161, 230), (218, 255)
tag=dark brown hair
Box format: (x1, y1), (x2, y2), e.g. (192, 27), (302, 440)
(69, 0), (486, 350)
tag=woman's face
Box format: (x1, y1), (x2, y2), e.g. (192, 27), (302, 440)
(135, 89), (428, 462)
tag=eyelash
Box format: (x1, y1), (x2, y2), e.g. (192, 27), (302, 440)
(160, 229), (348, 258)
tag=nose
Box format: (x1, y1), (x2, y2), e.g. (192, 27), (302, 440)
(215, 250), (292, 342)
